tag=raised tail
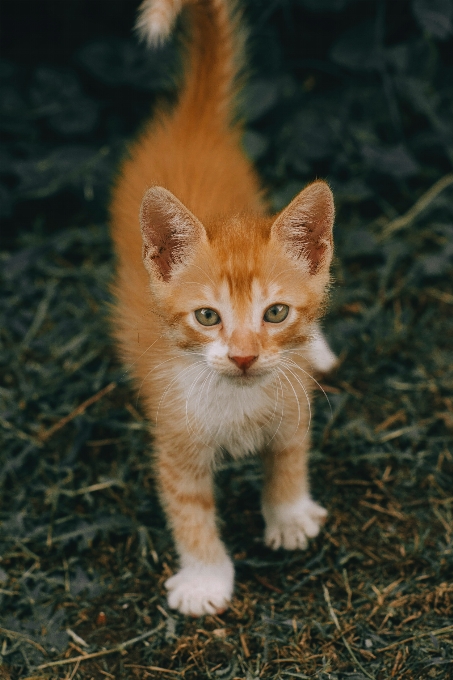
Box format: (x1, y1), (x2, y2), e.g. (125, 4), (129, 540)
(136, 0), (245, 126)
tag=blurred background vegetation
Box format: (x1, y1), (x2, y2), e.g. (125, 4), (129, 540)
(1, 1), (452, 678)
(2, 0), (453, 243)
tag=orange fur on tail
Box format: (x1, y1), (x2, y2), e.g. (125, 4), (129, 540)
(110, 0), (336, 616)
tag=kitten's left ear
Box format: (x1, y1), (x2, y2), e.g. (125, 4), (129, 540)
(140, 187), (206, 282)
(271, 180), (334, 275)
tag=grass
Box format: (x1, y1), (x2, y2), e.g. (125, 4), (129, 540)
(1, 175), (452, 679)
(1, 0), (453, 676)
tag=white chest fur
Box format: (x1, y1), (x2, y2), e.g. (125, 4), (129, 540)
(172, 363), (282, 457)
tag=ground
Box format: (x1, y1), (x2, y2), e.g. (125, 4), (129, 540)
(0, 0), (452, 678)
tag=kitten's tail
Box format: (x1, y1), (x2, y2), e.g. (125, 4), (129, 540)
(136, 0), (244, 125)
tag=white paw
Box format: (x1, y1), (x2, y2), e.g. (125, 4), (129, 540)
(306, 328), (338, 374)
(262, 495), (327, 551)
(165, 556), (234, 616)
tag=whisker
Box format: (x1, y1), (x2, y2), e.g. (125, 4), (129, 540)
(185, 366), (211, 442)
(120, 333), (165, 382)
(263, 257), (280, 288)
(276, 367), (301, 445)
(194, 367), (215, 426)
(203, 369), (221, 442)
(255, 373), (280, 433)
(136, 354), (182, 405)
(279, 361), (312, 436)
(265, 266), (298, 289)
(282, 354), (333, 418)
(266, 370), (285, 446)
(203, 370), (225, 448)
(136, 351), (206, 406)
(156, 360), (206, 424)
(189, 263), (216, 287)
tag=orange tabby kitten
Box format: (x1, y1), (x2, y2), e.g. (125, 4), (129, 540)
(110, 0), (337, 615)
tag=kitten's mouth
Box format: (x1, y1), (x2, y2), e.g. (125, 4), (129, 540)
(224, 368), (268, 384)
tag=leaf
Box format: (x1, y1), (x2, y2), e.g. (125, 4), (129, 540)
(413, 0), (453, 39)
(51, 100), (99, 136)
(386, 38), (435, 77)
(12, 145), (111, 199)
(77, 38), (175, 90)
(30, 67), (99, 136)
(285, 109), (335, 168)
(361, 142), (420, 178)
(242, 78), (280, 121)
(333, 178), (373, 203)
(330, 20), (381, 71)
(342, 229), (381, 261)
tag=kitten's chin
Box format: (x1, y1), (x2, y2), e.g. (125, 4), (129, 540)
(221, 370), (270, 387)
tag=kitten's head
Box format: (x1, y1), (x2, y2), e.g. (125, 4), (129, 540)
(139, 182), (334, 383)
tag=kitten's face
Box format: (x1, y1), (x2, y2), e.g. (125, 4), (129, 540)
(154, 219), (327, 384)
(140, 181), (334, 383)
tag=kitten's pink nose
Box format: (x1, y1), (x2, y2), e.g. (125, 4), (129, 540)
(229, 355), (258, 372)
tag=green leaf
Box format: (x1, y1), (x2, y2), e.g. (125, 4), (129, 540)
(413, 0), (453, 40)
(330, 20), (381, 71)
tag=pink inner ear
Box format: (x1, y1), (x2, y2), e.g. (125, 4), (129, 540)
(141, 204), (179, 282)
(272, 181), (334, 275)
(300, 202), (332, 275)
(140, 187), (204, 282)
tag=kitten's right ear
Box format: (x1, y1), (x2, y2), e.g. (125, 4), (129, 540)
(140, 187), (206, 282)
(271, 180), (334, 276)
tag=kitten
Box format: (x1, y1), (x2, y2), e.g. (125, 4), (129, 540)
(110, 0), (336, 616)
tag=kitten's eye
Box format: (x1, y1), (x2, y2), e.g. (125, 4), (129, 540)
(194, 308), (221, 326)
(263, 304), (289, 323)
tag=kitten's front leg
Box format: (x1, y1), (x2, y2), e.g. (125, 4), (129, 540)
(156, 442), (233, 616)
(261, 443), (327, 551)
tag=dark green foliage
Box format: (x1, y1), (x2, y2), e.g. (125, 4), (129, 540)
(0, 0), (452, 678)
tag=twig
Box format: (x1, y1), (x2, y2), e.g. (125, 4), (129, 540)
(0, 627), (47, 655)
(36, 623), (164, 670)
(377, 624), (453, 652)
(0, 588), (18, 596)
(359, 500), (405, 520)
(380, 173), (453, 239)
(124, 665), (181, 675)
(323, 585), (375, 680)
(61, 479), (125, 497)
(68, 658), (81, 680)
(39, 382), (117, 442)
(427, 288), (453, 305)
(0, 416), (43, 448)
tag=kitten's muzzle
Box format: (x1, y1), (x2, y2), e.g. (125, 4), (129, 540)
(228, 355), (258, 373)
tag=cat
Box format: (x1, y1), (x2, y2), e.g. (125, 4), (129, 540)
(110, 0), (337, 616)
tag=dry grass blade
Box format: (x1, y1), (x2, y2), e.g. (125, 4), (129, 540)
(39, 382), (117, 441)
(1, 2), (453, 678)
(380, 173), (453, 239)
(323, 585), (375, 680)
(377, 624), (453, 652)
(35, 623), (164, 670)
(0, 628), (47, 655)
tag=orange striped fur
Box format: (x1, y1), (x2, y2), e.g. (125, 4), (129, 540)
(110, 0), (336, 615)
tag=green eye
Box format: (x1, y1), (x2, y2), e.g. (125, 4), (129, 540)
(194, 308), (221, 326)
(264, 304), (289, 323)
